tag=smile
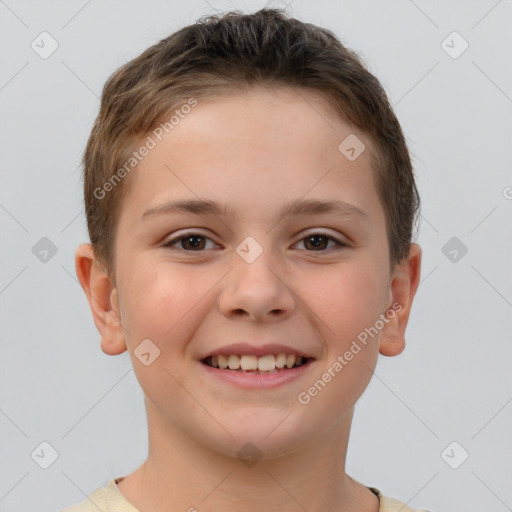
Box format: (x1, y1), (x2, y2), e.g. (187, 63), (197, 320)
(199, 353), (315, 389)
(202, 353), (310, 373)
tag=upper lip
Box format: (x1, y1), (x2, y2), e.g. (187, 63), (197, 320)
(198, 342), (316, 361)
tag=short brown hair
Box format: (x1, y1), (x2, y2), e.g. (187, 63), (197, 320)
(83, 8), (420, 283)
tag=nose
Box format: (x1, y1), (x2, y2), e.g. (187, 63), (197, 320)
(217, 245), (296, 322)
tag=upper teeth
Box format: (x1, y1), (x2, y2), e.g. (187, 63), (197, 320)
(210, 354), (304, 371)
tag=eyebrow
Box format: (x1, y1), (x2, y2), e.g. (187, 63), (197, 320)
(140, 197), (369, 224)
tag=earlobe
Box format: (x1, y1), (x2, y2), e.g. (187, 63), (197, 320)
(379, 333), (406, 357)
(74, 243), (127, 356)
(379, 243), (422, 357)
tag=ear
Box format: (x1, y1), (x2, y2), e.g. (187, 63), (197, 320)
(379, 243), (422, 357)
(75, 243), (127, 356)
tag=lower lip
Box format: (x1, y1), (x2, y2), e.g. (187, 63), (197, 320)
(199, 360), (314, 389)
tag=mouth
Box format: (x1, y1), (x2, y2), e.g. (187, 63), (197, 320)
(201, 353), (313, 374)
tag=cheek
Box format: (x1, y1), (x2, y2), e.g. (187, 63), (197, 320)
(302, 259), (387, 350)
(120, 263), (216, 347)
(119, 265), (214, 402)
(297, 263), (384, 414)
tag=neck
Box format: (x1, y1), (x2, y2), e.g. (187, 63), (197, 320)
(116, 399), (379, 512)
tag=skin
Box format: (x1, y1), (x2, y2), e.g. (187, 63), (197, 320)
(75, 86), (421, 512)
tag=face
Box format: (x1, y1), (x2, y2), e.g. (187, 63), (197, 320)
(80, 86), (420, 459)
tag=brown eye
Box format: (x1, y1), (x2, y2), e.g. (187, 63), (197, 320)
(304, 234), (329, 250)
(180, 235), (206, 250)
(295, 233), (346, 251)
(163, 233), (214, 251)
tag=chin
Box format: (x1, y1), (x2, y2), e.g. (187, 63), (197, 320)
(196, 413), (316, 463)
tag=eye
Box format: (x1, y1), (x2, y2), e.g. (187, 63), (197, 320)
(162, 233), (216, 251)
(162, 231), (347, 252)
(294, 232), (347, 251)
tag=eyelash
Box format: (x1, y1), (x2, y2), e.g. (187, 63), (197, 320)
(162, 231), (348, 252)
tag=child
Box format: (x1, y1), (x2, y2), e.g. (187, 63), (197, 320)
(66, 7), (428, 512)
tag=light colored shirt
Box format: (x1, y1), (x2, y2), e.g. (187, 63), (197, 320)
(61, 477), (432, 511)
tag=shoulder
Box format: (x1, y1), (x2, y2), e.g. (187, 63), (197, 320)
(369, 487), (433, 512)
(60, 484), (109, 512)
(61, 478), (140, 512)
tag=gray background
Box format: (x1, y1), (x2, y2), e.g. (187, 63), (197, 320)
(1, 1), (511, 511)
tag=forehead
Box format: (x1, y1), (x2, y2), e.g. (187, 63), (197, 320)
(119, 86), (384, 229)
